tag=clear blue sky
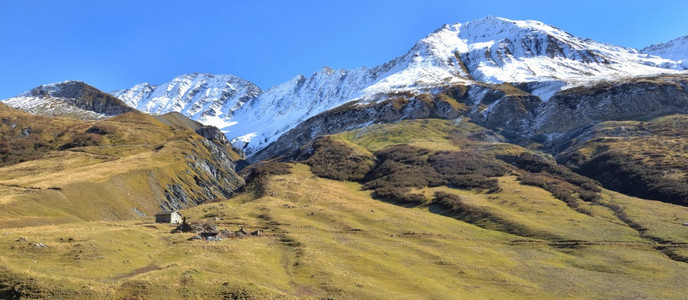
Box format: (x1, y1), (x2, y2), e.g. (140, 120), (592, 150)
(1, 0), (687, 98)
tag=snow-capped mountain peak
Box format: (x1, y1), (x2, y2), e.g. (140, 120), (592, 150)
(108, 17), (687, 158)
(412, 16), (685, 85)
(459, 16), (569, 43)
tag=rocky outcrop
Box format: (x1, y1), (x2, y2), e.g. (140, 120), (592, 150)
(472, 94), (541, 131)
(29, 81), (133, 115)
(528, 75), (688, 139)
(195, 126), (229, 144)
(160, 137), (244, 211)
(155, 112), (246, 159)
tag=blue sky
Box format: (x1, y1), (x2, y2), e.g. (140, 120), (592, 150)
(0, 0), (687, 98)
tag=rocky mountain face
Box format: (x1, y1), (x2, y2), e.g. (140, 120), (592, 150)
(250, 84), (517, 162)
(3, 81), (133, 119)
(109, 17), (687, 159)
(530, 75), (688, 139)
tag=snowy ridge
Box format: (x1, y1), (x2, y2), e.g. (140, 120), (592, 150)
(641, 35), (688, 66)
(114, 82), (155, 108)
(428, 17), (684, 84)
(112, 73), (262, 129)
(226, 67), (380, 151)
(3, 96), (108, 119)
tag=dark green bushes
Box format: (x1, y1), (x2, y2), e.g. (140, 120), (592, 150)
(298, 142), (513, 204)
(85, 124), (116, 135)
(299, 138), (608, 209)
(302, 137), (374, 181)
(577, 151), (688, 206)
(502, 152), (600, 192)
(446, 175), (500, 193)
(242, 161), (292, 183)
(0, 136), (52, 164)
(429, 151), (507, 177)
(498, 152), (602, 211)
(58, 133), (103, 150)
(372, 185), (428, 205)
(361, 145), (507, 204)
(519, 172), (598, 214)
(362, 145), (442, 204)
(240, 161), (292, 197)
(433, 191), (475, 215)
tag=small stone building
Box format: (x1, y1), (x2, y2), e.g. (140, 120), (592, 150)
(155, 210), (182, 224)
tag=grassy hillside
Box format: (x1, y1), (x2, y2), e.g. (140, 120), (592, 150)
(560, 114), (688, 206)
(3, 116), (688, 298)
(0, 104), (244, 228)
(2, 163), (688, 298)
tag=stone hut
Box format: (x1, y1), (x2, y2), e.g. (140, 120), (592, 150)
(155, 210), (182, 224)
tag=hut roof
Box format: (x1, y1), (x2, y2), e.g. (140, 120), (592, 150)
(154, 210), (180, 216)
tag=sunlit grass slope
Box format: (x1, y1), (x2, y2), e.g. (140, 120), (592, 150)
(1, 163), (688, 298)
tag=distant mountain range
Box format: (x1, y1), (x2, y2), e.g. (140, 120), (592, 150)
(4, 16), (688, 159)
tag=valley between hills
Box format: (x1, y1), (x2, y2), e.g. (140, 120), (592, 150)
(2, 16), (688, 299)
(2, 116), (688, 298)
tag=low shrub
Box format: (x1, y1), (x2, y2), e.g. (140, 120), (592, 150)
(374, 144), (430, 165)
(242, 161), (291, 182)
(578, 190), (602, 202)
(363, 145), (505, 205)
(433, 191), (474, 214)
(502, 152), (600, 192)
(446, 174), (501, 193)
(364, 145), (444, 188)
(85, 124), (116, 135)
(58, 133), (103, 150)
(372, 185), (427, 205)
(364, 163), (445, 190)
(429, 151), (508, 177)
